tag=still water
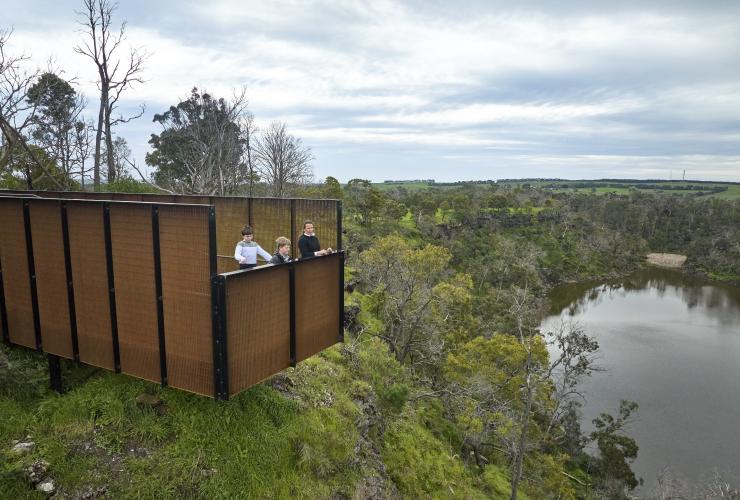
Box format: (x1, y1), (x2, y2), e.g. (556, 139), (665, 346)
(541, 268), (740, 487)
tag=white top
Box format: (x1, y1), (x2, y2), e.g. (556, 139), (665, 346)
(234, 240), (272, 264)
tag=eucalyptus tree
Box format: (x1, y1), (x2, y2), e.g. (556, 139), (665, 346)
(26, 72), (87, 188)
(146, 88), (249, 195)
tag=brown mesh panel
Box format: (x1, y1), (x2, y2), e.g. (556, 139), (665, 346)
(226, 266), (291, 396)
(159, 204), (214, 396)
(109, 204), (160, 383)
(66, 201), (114, 369)
(29, 199), (73, 358)
(214, 198), (250, 266)
(218, 256), (239, 274)
(251, 198), (291, 263)
(295, 254), (340, 362)
(294, 199), (339, 256)
(0, 198), (35, 348)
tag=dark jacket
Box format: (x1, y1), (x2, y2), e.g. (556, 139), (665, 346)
(298, 233), (321, 258)
(269, 251), (291, 265)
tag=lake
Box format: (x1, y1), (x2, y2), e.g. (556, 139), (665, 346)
(541, 267), (740, 489)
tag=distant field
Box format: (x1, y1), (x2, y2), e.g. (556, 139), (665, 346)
(368, 180), (740, 199)
(372, 182), (438, 191)
(490, 179), (740, 199)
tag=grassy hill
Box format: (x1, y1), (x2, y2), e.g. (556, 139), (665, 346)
(0, 338), (514, 499)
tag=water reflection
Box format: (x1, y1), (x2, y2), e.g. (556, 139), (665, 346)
(549, 268), (740, 327)
(542, 267), (740, 489)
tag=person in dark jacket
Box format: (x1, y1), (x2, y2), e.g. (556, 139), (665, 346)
(269, 237), (292, 265)
(298, 220), (332, 259)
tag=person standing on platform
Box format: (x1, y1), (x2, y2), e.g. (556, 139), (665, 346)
(234, 225), (272, 269)
(269, 237), (292, 265)
(298, 220), (333, 259)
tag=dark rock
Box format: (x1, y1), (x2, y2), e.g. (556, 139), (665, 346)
(135, 393), (162, 408)
(350, 392), (401, 500)
(77, 484), (108, 499)
(24, 459), (49, 485)
(265, 372), (296, 397)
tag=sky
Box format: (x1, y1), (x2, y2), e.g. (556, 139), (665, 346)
(3, 0), (740, 182)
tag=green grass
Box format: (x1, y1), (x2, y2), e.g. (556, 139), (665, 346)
(0, 346), (361, 498)
(0, 338), (515, 499)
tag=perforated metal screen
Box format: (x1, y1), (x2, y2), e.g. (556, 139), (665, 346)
(0, 198), (36, 349)
(66, 201), (114, 370)
(28, 199), (73, 358)
(295, 254), (342, 362)
(159, 204), (213, 396)
(226, 266), (291, 396)
(0, 191), (342, 399)
(109, 203), (160, 383)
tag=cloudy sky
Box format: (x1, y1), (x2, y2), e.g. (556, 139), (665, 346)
(3, 0), (740, 181)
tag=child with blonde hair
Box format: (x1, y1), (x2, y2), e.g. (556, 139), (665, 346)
(269, 236), (292, 265)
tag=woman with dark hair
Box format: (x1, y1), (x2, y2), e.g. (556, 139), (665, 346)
(234, 225), (271, 269)
(298, 220), (333, 259)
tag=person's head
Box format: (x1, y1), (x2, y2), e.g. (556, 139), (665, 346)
(303, 220), (314, 236)
(275, 236), (291, 256)
(241, 225), (254, 240)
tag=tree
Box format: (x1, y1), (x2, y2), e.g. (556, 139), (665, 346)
(100, 135), (131, 182)
(345, 178), (384, 226)
(588, 400), (641, 497)
(323, 176), (342, 199)
(4, 144), (70, 190)
(543, 320), (601, 440)
(0, 29), (64, 189)
(146, 88), (249, 195)
(75, 0), (146, 187)
(242, 109), (258, 196)
(26, 72), (87, 188)
(253, 121), (313, 198)
(358, 234), (460, 369)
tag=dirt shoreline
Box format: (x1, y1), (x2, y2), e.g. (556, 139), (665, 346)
(646, 253), (687, 268)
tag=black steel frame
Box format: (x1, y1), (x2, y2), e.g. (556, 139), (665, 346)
(337, 200), (343, 251)
(48, 354), (62, 393)
(151, 205), (168, 386)
(289, 265), (297, 366)
(0, 263), (9, 344)
(103, 202), (121, 372)
(209, 206), (229, 400)
(22, 200), (42, 351)
(60, 201), (80, 361)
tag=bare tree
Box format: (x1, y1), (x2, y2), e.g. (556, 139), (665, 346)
(241, 110), (258, 196)
(75, 0), (146, 188)
(0, 28), (64, 189)
(543, 319), (601, 438)
(73, 119), (94, 187)
(253, 121), (313, 198)
(100, 135), (131, 181)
